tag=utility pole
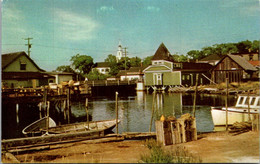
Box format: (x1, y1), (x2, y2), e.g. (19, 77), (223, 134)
(124, 47), (128, 81)
(24, 37), (33, 57)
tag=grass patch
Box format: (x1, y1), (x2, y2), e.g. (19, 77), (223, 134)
(140, 139), (201, 163)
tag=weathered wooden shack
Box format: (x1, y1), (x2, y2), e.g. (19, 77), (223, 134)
(211, 54), (257, 83)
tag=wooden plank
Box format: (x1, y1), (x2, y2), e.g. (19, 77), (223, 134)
(2, 130), (105, 149)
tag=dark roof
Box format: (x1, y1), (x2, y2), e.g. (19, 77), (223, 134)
(2, 51), (45, 72)
(200, 54), (222, 61)
(227, 54), (257, 71)
(128, 67), (143, 72)
(95, 62), (110, 68)
(152, 43), (173, 61)
(182, 62), (213, 70)
(116, 67), (144, 77)
(2, 72), (54, 80)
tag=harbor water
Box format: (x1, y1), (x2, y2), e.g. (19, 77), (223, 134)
(2, 92), (236, 139)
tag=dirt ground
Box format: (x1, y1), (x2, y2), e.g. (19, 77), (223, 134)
(2, 131), (259, 163)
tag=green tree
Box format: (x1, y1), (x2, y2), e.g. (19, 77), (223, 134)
(130, 57), (141, 67)
(70, 54), (94, 74)
(86, 69), (109, 80)
(55, 65), (75, 73)
(104, 54), (117, 63)
(251, 40), (259, 53)
(142, 56), (153, 68)
(236, 40), (252, 53)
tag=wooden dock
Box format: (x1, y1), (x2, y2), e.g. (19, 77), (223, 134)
(2, 132), (156, 153)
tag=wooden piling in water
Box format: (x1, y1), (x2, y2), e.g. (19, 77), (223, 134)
(149, 93), (156, 132)
(115, 92), (119, 135)
(247, 90), (251, 121)
(67, 88), (71, 124)
(85, 98), (89, 130)
(192, 73), (199, 117)
(225, 78), (229, 131)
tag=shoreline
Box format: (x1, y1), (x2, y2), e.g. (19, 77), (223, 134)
(2, 131), (259, 163)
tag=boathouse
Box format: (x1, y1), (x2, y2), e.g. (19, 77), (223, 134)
(143, 43), (212, 90)
(2, 51), (54, 88)
(211, 54), (257, 84)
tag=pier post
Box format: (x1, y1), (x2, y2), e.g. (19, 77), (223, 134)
(115, 92), (119, 135)
(67, 88), (71, 124)
(149, 92), (156, 132)
(247, 90), (251, 121)
(225, 78), (229, 131)
(46, 101), (50, 134)
(85, 98), (89, 130)
(192, 73), (198, 117)
(43, 86), (48, 116)
(16, 103), (19, 124)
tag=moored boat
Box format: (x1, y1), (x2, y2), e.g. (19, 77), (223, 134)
(211, 95), (260, 126)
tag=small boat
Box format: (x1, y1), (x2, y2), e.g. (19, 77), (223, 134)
(22, 116), (57, 135)
(44, 119), (120, 134)
(211, 95), (260, 126)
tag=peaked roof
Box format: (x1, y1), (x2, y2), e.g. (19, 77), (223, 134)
(94, 62), (110, 67)
(2, 51), (45, 71)
(200, 54), (222, 61)
(152, 43), (173, 61)
(216, 54), (257, 71)
(227, 54), (257, 71)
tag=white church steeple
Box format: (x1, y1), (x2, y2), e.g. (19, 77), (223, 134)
(116, 41), (123, 62)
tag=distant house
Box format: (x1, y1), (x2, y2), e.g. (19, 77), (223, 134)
(117, 67), (144, 81)
(92, 62), (110, 74)
(211, 54), (257, 84)
(198, 54), (222, 66)
(46, 72), (74, 84)
(143, 43), (212, 88)
(248, 60), (260, 79)
(2, 51), (54, 88)
(231, 52), (259, 61)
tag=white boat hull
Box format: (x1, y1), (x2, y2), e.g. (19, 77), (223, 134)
(211, 107), (258, 126)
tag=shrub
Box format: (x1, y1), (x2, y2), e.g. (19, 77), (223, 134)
(140, 139), (201, 163)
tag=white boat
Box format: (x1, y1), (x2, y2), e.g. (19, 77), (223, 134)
(211, 95), (260, 126)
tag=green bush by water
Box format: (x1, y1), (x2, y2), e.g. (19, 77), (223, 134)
(140, 139), (202, 163)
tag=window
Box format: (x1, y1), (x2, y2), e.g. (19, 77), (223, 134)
(20, 63), (26, 70)
(187, 75), (190, 80)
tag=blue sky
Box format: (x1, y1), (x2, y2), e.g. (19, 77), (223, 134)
(1, 0), (260, 71)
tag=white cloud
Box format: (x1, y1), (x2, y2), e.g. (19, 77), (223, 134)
(2, 3), (42, 42)
(220, 0), (259, 17)
(146, 6), (160, 12)
(97, 6), (114, 13)
(54, 9), (99, 41)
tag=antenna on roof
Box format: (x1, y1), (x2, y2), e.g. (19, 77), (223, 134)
(24, 37), (33, 57)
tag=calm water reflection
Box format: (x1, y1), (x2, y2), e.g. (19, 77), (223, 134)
(72, 92), (236, 133)
(2, 92), (236, 139)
